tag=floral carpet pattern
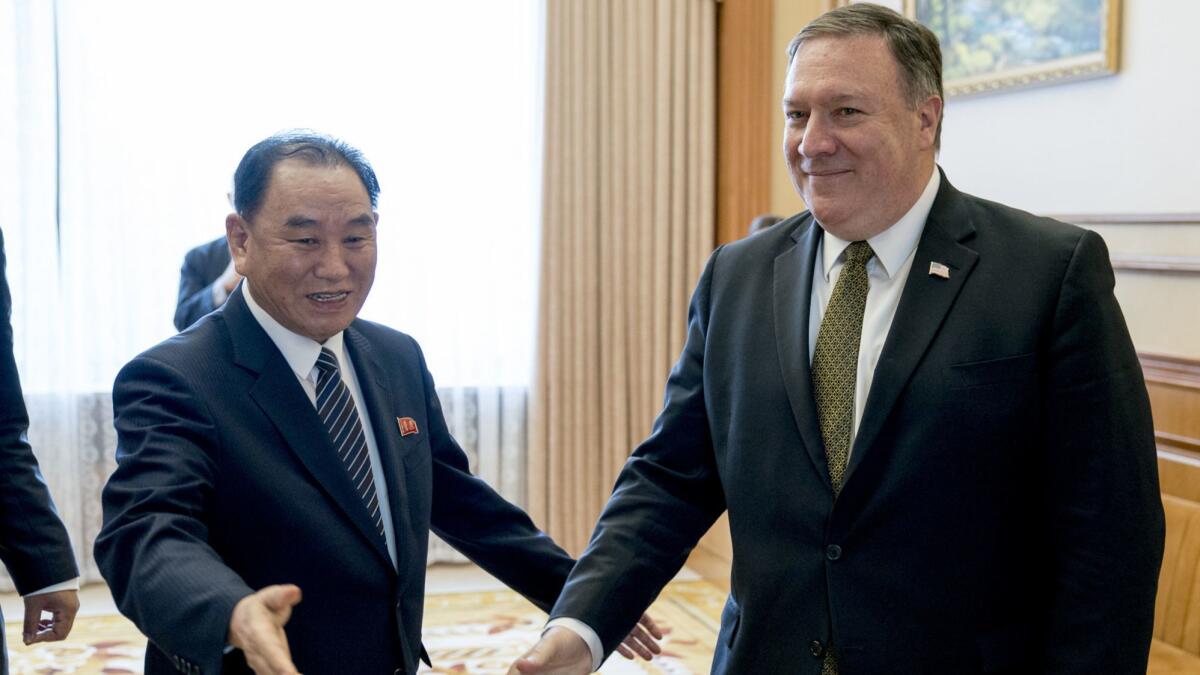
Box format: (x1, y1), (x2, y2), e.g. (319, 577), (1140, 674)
(4, 580), (723, 674)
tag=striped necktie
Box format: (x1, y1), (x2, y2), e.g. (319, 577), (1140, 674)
(315, 347), (386, 540)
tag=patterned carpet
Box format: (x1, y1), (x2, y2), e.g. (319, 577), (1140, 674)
(3, 580), (723, 674)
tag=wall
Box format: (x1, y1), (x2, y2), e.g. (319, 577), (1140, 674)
(937, 1), (1200, 362)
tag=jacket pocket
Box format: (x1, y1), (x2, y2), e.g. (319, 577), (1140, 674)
(949, 353), (1037, 389)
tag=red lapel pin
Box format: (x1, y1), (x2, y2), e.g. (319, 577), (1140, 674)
(397, 417), (419, 436)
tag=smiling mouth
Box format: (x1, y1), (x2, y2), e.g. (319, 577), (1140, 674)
(806, 169), (851, 178)
(307, 291), (350, 303)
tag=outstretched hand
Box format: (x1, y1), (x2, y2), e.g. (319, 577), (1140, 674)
(509, 614), (664, 674)
(508, 626), (593, 674)
(228, 584), (303, 675)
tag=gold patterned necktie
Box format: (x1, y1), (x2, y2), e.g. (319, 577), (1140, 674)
(812, 241), (872, 675)
(812, 240), (874, 497)
(812, 240), (873, 675)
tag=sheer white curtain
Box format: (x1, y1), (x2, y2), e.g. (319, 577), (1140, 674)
(2, 0), (543, 583)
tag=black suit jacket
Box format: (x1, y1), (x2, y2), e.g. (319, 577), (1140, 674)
(550, 173), (1165, 674)
(0, 228), (79, 671)
(174, 237), (232, 332)
(96, 287), (574, 674)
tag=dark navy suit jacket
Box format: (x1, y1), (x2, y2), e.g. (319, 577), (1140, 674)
(174, 237), (232, 332)
(0, 228), (78, 673)
(97, 287), (574, 674)
(551, 173), (1165, 674)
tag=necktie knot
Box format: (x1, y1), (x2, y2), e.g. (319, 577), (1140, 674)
(843, 240), (874, 266)
(316, 348), (340, 377)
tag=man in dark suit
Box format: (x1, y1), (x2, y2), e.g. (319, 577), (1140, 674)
(512, 4), (1164, 674)
(0, 227), (80, 672)
(174, 235), (237, 331)
(96, 132), (658, 674)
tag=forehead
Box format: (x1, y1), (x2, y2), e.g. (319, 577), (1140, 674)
(783, 34), (902, 100)
(261, 159), (370, 209)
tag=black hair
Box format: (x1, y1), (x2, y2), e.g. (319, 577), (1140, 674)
(232, 130), (381, 220)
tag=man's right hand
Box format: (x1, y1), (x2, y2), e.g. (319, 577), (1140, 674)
(507, 626), (593, 674)
(228, 584), (303, 675)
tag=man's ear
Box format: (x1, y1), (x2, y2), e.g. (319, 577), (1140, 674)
(226, 213), (250, 275)
(917, 95), (943, 148)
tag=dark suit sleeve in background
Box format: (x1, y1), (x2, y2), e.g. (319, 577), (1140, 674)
(0, 227), (79, 595)
(1041, 229), (1164, 673)
(174, 240), (230, 332)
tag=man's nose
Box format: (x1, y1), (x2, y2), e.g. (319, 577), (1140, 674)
(315, 245), (351, 279)
(799, 114), (836, 158)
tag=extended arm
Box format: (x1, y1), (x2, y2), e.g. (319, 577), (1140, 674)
(0, 228), (79, 604)
(95, 355), (257, 674)
(515, 250), (729, 674)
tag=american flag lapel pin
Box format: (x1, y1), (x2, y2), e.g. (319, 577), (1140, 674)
(928, 261), (950, 279)
(397, 416), (419, 437)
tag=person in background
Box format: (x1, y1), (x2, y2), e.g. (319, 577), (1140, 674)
(747, 213), (782, 236)
(174, 231), (239, 331)
(0, 226), (80, 673)
(510, 4), (1163, 674)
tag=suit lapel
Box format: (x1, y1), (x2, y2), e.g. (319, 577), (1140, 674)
(344, 325), (412, 579)
(774, 215), (832, 484)
(223, 290), (394, 571)
(844, 174), (979, 483)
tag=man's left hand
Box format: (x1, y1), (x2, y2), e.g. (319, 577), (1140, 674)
(22, 589), (80, 644)
(616, 613), (663, 660)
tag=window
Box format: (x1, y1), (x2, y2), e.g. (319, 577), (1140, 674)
(13, 0), (543, 392)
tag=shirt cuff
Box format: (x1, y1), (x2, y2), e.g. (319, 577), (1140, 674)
(23, 578), (80, 597)
(545, 617), (604, 672)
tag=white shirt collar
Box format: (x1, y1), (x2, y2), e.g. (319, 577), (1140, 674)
(821, 168), (941, 280)
(242, 281), (345, 380)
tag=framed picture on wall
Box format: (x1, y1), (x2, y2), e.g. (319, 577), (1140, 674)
(903, 0), (1122, 98)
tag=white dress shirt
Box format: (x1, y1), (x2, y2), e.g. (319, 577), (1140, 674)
(809, 168), (939, 458)
(552, 168), (941, 670)
(243, 283), (398, 569)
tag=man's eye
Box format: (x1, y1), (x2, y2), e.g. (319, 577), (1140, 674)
(292, 238), (318, 245)
(839, 107), (861, 116)
(786, 111), (808, 121)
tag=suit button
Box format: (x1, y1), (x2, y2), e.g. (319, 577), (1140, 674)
(810, 640), (825, 656)
(826, 544), (842, 560)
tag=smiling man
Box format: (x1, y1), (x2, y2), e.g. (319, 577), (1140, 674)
(95, 132), (659, 675)
(511, 4), (1163, 675)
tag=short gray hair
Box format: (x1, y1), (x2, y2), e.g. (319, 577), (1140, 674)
(787, 2), (944, 148)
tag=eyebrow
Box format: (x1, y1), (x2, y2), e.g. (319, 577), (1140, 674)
(284, 216), (318, 228)
(783, 92), (870, 108)
(283, 213), (375, 228)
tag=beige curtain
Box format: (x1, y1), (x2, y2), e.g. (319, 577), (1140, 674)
(530, 0), (716, 555)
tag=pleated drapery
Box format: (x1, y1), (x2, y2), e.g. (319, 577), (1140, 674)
(530, 0), (716, 555)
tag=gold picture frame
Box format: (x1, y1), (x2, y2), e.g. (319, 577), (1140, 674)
(903, 0), (1122, 98)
